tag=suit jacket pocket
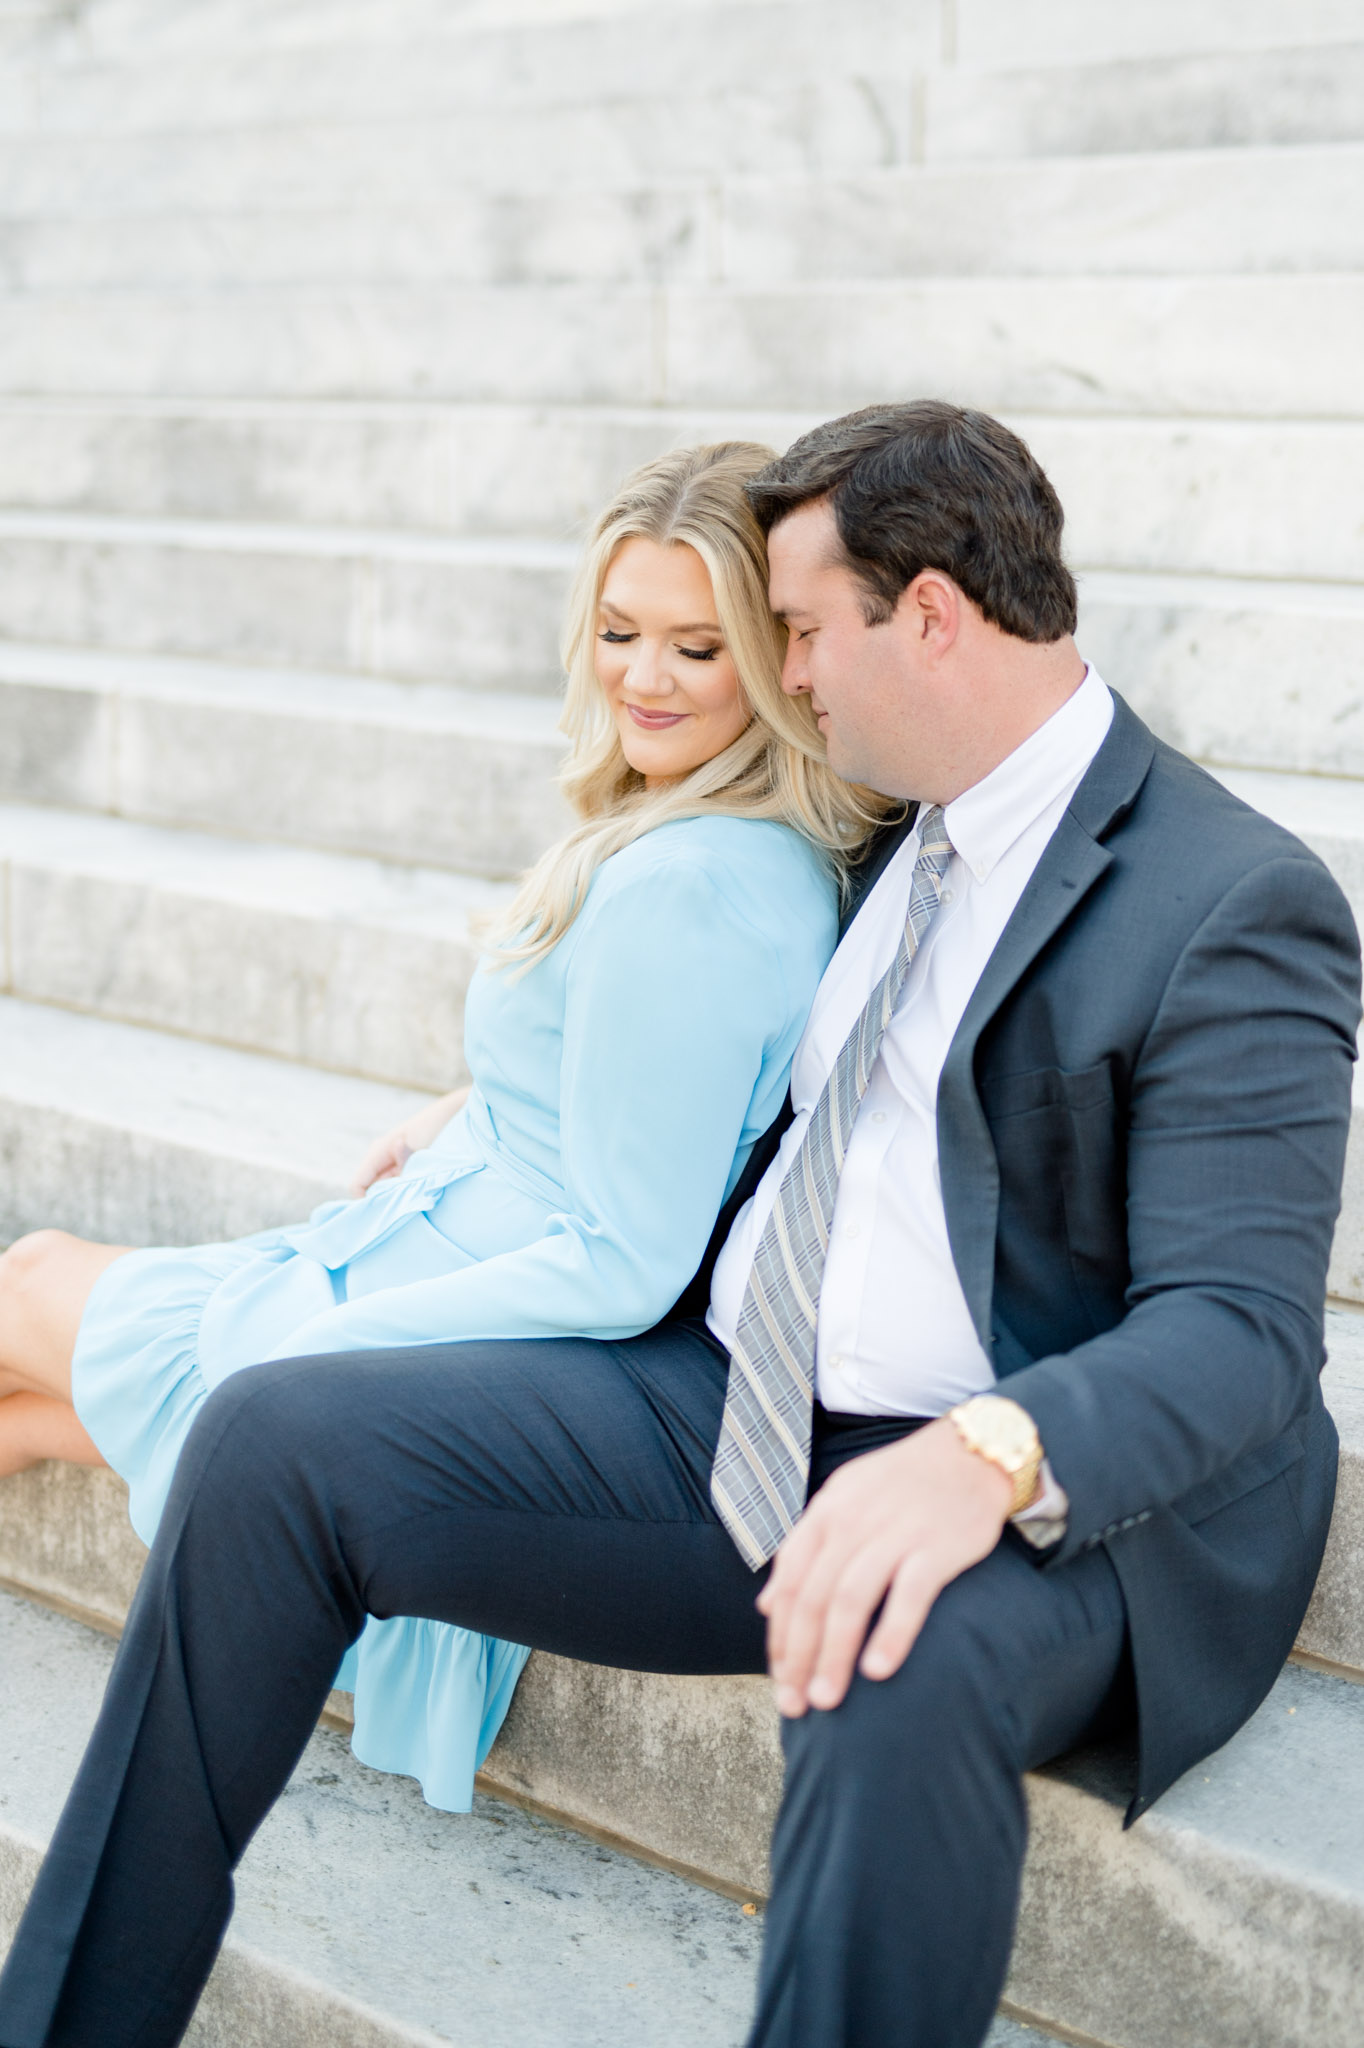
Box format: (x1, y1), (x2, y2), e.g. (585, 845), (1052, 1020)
(979, 1059), (1126, 1340)
(978, 1058), (1116, 1121)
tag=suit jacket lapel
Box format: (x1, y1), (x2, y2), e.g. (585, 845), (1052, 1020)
(936, 693), (1157, 1350)
(840, 808), (916, 935)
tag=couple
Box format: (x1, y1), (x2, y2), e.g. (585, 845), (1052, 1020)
(0, 401), (1359, 2048)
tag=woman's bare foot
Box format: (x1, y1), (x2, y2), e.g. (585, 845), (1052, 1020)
(0, 1391), (106, 1478)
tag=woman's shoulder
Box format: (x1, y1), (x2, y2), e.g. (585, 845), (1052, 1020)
(581, 816), (839, 979)
(595, 815), (835, 910)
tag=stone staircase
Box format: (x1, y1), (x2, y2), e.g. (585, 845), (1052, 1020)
(0, 0), (1362, 2040)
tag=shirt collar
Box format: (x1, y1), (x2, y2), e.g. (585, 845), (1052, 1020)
(939, 666), (1113, 884)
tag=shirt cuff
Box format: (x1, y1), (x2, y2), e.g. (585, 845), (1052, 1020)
(1010, 1456), (1068, 1551)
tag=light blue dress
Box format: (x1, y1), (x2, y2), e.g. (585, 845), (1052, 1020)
(72, 816), (838, 1812)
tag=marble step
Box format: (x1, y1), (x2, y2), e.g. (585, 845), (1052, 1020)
(1076, 570), (1364, 782)
(2, 144), (1360, 282)
(951, 0), (1364, 71)
(0, 802), (509, 1090)
(0, 277), (1358, 417)
(7, 0), (1361, 152)
(0, 402), (1359, 589)
(925, 40), (1364, 161)
(0, 0), (924, 162)
(0, 512), (574, 692)
(0, 641), (570, 878)
(0, 995), (428, 1250)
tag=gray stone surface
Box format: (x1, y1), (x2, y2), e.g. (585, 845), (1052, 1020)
(0, 642), (570, 878)
(926, 42), (1364, 158)
(1011, 1662), (1364, 2047)
(0, 994), (426, 1246)
(0, 512), (573, 690)
(482, 1660), (783, 1899)
(2, 147), (1361, 291)
(0, 1462), (144, 1630)
(0, 276), (1358, 415)
(0, 802), (506, 1088)
(0, 1590), (766, 2046)
(1300, 1308), (1364, 1674)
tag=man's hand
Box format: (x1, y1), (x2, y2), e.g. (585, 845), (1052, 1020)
(758, 1417), (1014, 1717)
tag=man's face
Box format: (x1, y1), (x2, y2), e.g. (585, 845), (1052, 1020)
(767, 498), (927, 799)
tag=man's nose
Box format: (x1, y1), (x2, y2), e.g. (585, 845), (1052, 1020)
(781, 642), (809, 696)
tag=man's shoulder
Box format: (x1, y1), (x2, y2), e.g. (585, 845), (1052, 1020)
(1119, 734), (1348, 910)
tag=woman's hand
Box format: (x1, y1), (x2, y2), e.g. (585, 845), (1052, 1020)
(349, 1086), (471, 1199)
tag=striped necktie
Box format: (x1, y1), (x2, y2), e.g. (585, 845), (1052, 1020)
(710, 805), (955, 1568)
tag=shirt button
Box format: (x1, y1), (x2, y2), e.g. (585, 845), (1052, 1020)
(872, 1111), (887, 1124)
(845, 1222), (861, 1239)
(829, 1353), (843, 1370)
(941, 887), (954, 904)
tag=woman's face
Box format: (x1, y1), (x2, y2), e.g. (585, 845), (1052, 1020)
(595, 537), (752, 785)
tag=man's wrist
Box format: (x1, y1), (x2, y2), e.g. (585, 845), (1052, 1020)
(947, 1395), (1044, 1518)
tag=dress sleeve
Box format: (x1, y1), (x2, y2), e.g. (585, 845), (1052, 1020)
(267, 853), (801, 1359)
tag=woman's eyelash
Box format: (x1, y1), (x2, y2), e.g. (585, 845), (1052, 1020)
(598, 629), (719, 661)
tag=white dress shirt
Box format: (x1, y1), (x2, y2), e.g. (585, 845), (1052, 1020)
(708, 668), (1114, 1529)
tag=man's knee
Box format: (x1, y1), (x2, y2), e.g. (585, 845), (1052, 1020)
(787, 1583), (1018, 1792)
(168, 1358), (338, 1531)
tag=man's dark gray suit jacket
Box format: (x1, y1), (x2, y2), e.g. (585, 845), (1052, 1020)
(683, 691), (1362, 1819)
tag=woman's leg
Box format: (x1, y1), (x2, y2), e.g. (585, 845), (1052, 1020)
(0, 1391), (107, 1476)
(0, 1230), (129, 1472)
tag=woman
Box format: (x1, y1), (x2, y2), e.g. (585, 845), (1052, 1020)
(0, 442), (892, 1809)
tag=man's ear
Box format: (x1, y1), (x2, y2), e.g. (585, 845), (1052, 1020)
(898, 570), (961, 655)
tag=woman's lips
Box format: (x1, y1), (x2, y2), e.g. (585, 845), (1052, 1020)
(626, 704), (689, 730)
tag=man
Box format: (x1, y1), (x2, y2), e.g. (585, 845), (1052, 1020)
(1, 402), (1358, 2048)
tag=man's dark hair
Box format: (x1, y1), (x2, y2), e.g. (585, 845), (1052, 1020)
(746, 400), (1077, 643)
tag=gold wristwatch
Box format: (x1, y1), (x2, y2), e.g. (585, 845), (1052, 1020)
(948, 1394), (1044, 1516)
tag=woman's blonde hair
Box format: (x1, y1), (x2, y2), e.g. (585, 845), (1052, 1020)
(487, 441), (897, 970)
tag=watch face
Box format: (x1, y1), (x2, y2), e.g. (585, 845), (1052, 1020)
(968, 1396), (1038, 1473)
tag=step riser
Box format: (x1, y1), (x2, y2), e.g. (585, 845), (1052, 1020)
(0, 674), (571, 877)
(1010, 1712), (1364, 2048)
(4, 6), (1361, 148)
(0, 1099), (337, 1251)
(954, 0), (1364, 70)
(3, 150), (1361, 282)
(2, 408), (1361, 589)
(1078, 583), (1364, 782)
(0, 857), (481, 1092)
(0, 90), (914, 211)
(0, 280), (1359, 416)
(0, 532), (569, 693)
(1, 0), (927, 143)
(924, 44), (1364, 161)
(0, 1828), (453, 2048)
